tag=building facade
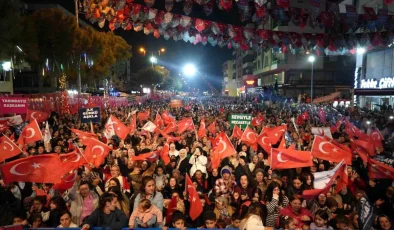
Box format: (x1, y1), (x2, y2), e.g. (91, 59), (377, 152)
(223, 0), (356, 99)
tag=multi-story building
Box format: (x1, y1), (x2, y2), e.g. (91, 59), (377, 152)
(222, 0), (356, 99)
(222, 60), (236, 96)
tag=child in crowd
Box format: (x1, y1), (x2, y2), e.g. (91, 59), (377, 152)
(310, 210), (333, 230)
(226, 213), (241, 229)
(279, 215), (296, 230)
(153, 165), (168, 192)
(334, 215), (350, 230)
(203, 211), (219, 229)
(128, 198), (162, 229)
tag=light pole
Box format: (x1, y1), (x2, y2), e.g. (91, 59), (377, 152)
(308, 55), (315, 104)
(139, 47), (165, 67)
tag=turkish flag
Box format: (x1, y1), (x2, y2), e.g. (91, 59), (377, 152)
(368, 158), (394, 179)
(197, 118), (207, 138)
(160, 142), (171, 165)
(83, 138), (111, 168)
(154, 113), (164, 129)
(129, 114), (137, 133)
(318, 108), (326, 123)
(302, 111), (310, 120)
(26, 109), (49, 122)
(131, 151), (157, 161)
(256, 133), (272, 153)
(297, 115), (304, 126)
(159, 130), (181, 142)
(177, 118), (194, 134)
(302, 161), (347, 199)
(110, 115), (130, 140)
(0, 154), (63, 184)
(186, 174), (203, 220)
(0, 135), (22, 162)
(52, 170), (77, 193)
(165, 196), (178, 226)
(311, 136), (352, 164)
(278, 135), (286, 149)
(207, 121), (216, 134)
(271, 148), (313, 169)
(71, 129), (97, 145)
(263, 125), (287, 144)
(369, 129), (384, 149)
(161, 110), (175, 124)
(214, 132), (236, 159)
(353, 139), (375, 157)
(232, 125), (243, 139)
(162, 122), (177, 134)
(59, 149), (86, 175)
(138, 111), (150, 121)
(16, 119), (43, 146)
(251, 117), (264, 127)
(240, 126), (258, 145)
(0, 120), (9, 132)
(345, 120), (368, 139)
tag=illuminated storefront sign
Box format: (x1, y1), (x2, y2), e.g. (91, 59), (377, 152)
(360, 77), (394, 89)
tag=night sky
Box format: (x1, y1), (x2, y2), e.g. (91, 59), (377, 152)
(23, 0), (236, 91)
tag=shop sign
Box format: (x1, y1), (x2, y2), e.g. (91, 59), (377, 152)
(360, 77), (394, 89)
(229, 113), (252, 129)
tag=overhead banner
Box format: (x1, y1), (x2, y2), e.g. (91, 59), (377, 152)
(229, 113), (252, 129)
(170, 99), (183, 108)
(313, 92), (341, 104)
(79, 107), (101, 123)
(0, 97), (28, 114)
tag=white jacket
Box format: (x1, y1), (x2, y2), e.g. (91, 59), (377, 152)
(239, 214), (265, 230)
(189, 154), (207, 177)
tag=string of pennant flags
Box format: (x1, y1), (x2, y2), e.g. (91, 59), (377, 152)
(84, 0), (394, 54)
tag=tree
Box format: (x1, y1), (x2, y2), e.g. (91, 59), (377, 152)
(161, 75), (183, 91)
(0, 0), (22, 60)
(19, 8), (131, 89)
(136, 67), (164, 92)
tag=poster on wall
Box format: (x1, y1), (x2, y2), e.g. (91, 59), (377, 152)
(79, 107), (101, 123)
(0, 97), (28, 114)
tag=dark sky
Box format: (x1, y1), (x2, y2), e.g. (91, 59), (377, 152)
(24, 0), (235, 91)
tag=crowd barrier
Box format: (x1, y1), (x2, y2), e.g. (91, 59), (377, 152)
(0, 226), (233, 230)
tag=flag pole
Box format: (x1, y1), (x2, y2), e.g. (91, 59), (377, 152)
(73, 141), (90, 165)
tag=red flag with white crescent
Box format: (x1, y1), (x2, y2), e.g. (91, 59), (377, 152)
(83, 138), (111, 168)
(0, 154), (63, 184)
(52, 170), (78, 192)
(232, 125), (243, 139)
(26, 109), (49, 122)
(0, 135), (22, 162)
(262, 125), (287, 144)
(185, 174), (203, 220)
(197, 118), (207, 138)
(207, 121), (216, 135)
(271, 148), (313, 169)
(240, 126), (258, 145)
(59, 149), (85, 175)
(311, 136), (352, 164)
(110, 115), (130, 140)
(16, 119), (43, 146)
(71, 129), (97, 145)
(177, 118), (194, 134)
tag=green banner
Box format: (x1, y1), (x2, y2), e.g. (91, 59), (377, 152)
(229, 114), (252, 129)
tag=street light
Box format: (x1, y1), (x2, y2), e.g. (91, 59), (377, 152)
(183, 64), (197, 76)
(357, 47), (366, 55)
(308, 55), (315, 104)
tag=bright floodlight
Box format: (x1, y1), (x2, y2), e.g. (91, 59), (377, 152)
(308, 55), (316, 63)
(183, 64), (196, 76)
(357, 47), (366, 55)
(150, 56), (157, 63)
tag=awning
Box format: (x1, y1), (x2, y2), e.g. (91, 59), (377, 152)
(354, 89), (394, 96)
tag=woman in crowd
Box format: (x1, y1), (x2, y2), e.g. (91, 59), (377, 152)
(278, 196), (313, 229)
(239, 203), (265, 230)
(82, 193), (128, 230)
(132, 176), (164, 217)
(265, 181), (289, 229)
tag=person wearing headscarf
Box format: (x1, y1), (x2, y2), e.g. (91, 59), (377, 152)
(176, 149), (190, 175)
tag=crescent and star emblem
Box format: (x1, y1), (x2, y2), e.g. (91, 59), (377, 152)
(277, 152), (288, 163)
(26, 128), (36, 139)
(318, 141), (330, 154)
(10, 161), (32, 176)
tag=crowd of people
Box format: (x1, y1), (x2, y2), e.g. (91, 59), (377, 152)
(0, 96), (393, 230)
